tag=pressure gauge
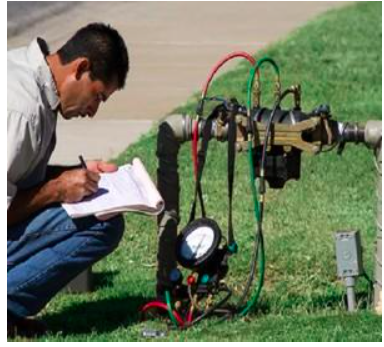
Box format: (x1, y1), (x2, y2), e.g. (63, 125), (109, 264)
(176, 218), (222, 269)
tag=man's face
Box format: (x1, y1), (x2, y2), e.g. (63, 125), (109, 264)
(59, 59), (118, 120)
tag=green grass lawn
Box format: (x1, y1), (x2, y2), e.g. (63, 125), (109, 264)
(27, 1), (382, 342)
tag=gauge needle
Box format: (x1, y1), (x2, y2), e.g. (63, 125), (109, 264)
(193, 235), (206, 258)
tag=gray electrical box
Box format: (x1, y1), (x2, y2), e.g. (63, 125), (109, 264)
(335, 230), (363, 278)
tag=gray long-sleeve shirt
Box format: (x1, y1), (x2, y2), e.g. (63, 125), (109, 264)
(7, 38), (60, 209)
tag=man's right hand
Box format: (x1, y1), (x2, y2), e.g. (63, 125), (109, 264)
(53, 168), (100, 203)
(8, 168), (100, 227)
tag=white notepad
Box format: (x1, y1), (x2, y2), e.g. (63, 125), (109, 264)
(62, 158), (164, 219)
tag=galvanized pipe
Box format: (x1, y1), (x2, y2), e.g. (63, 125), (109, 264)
(373, 141), (382, 314)
(363, 120), (382, 314)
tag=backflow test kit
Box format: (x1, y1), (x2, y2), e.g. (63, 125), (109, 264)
(140, 52), (382, 329)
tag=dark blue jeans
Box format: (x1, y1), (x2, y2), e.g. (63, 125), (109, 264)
(7, 206), (125, 318)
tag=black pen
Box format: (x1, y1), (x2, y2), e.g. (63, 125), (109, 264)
(79, 155), (87, 169)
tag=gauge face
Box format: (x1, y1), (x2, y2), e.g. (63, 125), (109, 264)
(180, 226), (215, 260)
(176, 218), (222, 269)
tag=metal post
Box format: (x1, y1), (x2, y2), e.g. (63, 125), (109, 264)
(345, 276), (357, 312)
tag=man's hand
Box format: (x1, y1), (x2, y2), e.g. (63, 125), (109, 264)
(85, 160), (118, 174)
(8, 163), (116, 227)
(8, 168), (100, 227)
(83, 161), (121, 221)
(54, 168), (100, 203)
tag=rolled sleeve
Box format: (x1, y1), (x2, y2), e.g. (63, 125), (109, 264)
(7, 181), (17, 209)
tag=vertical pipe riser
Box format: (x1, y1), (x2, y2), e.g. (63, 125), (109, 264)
(156, 120), (182, 291)
(374, 143), (382, 314)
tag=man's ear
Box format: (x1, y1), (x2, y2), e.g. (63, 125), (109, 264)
(74, 58), (91, 80)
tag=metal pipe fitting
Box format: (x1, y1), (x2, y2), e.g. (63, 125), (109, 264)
(365, 120), (382, 149)
(338, 122), (366, 143)
(159, 114), (229, 144)
(160, 114), (193, 143)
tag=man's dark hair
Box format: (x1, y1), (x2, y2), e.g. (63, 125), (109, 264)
(57, 23), (129, 89)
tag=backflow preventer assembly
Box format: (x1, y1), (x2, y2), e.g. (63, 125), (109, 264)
(141, 53), (382, 328)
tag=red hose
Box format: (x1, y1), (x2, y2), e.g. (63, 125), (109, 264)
(201, 51), (256, 99)
(193, 51), (257, 177)
(141, 301), (185, 327)
(187, 306), (194, 323)
(192, 120), (199, 179)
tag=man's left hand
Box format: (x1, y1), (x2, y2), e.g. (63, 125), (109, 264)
(85, 160), (118, 173)
(84, 160), (120, 221)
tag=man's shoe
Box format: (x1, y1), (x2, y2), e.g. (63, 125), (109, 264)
(7, 312), (47, 339)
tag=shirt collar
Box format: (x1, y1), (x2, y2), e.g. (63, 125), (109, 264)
(26, 38), (60, 112)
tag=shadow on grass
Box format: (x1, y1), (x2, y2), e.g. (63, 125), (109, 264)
(42, 293), (149, 336)
(43, 273), (372, 337)
(92, 270), (118, 290)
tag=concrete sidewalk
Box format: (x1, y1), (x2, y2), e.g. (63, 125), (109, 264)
(53, 119), (153, 164)
(7, 2), (349, 164)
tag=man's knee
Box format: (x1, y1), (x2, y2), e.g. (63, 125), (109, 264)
(99, 214), (125, 253)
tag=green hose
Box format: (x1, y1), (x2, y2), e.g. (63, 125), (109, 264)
(239, 231), (265, 316)
(240, 57), (280, 316)
(240, 138), (265, 316)
(247, 56), (280, 112)
(165, 290), (179, 327)
(247, 140), (261, 222)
